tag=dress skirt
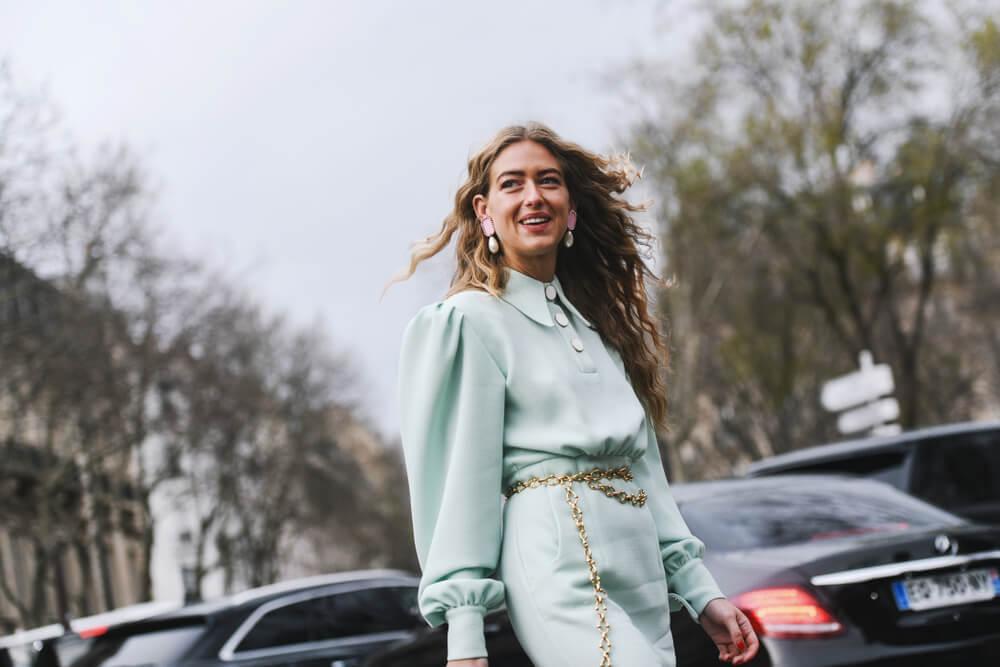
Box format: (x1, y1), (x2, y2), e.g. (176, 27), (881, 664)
(499, 476), (677, 667)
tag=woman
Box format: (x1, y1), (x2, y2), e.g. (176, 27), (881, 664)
(392, 123), (759, 667)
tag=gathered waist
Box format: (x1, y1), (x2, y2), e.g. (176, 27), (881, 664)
(503, 454), (637, 491)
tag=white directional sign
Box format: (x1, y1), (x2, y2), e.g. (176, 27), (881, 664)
(821, 350), (895, 412)
(837, 397), (900, 435)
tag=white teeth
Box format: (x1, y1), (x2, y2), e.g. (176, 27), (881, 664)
(521, 217), (549, 225)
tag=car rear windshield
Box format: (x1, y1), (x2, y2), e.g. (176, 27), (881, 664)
(66, 624), (203, 667)
(679, 481), (962, 551)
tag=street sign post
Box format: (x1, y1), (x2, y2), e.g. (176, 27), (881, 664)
(821, 350), (895, 412)
(837, 397), (900, 435)
(821, 351), (899, 435)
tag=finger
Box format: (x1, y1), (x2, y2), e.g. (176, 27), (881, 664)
(733, 646), (747, 665)
(721, 642), (736, 662)
(737, 611), (760, 658)
(725, 615), (745, 654)
(717, 642), (731, 661)
(742, 631), (760, 661)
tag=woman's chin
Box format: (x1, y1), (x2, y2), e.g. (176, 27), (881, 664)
(514, 235), (563, 255)
(514, 246), (560, 261)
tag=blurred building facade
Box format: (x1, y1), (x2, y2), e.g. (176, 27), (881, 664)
(0, 254), (147, 631)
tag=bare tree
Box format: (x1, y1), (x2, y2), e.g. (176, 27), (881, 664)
(156, 287), (400, 594)
(1, 61), (412, 629)
(627, 1), (1000, 478)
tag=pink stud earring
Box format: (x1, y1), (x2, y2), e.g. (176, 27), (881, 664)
(481, 215), (500, 254)
(563, 209), (577, 248)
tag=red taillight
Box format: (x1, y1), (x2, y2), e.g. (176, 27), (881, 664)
(78, 625), (108, 639)
(733, 586), (844, 639)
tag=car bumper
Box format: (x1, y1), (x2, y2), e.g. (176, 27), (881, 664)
(765, 631), (1000, 666)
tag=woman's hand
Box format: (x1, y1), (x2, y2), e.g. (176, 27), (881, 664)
(446, 660), (487, 667)
(698, 598), (759, 665)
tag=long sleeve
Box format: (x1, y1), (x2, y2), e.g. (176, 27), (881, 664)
(632, 416), (725, 621)
(398, 302), (507, 661)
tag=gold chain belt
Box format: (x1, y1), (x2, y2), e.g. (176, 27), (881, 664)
(505, 466), (647, 667)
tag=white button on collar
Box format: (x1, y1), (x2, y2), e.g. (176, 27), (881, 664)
(571, 337), (585, 352)
(554, 311), (569, 327)
(544, 284), (557, 301)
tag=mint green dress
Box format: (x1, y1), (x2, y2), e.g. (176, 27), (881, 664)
(398, 268), (725, 666)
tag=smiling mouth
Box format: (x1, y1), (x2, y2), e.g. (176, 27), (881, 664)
(520, 216), (551, 226)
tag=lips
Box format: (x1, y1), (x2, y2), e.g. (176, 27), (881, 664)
(519, 215), (551, 225)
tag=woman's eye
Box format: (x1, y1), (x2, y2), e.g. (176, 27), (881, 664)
(500, 179), (518, 189)
(541, 176), (561, 185)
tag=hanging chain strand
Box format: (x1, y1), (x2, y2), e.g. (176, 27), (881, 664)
(505, 466), (647, 666)
(564, 481), (613, 666)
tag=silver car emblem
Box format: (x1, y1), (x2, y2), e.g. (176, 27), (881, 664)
(933, 534), (953, 554)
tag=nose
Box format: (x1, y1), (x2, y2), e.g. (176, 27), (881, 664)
(522, 179), (543, 207)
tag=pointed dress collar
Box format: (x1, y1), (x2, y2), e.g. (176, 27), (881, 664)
(500, 267), (594, 329)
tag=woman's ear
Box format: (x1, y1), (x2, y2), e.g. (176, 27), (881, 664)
(472, 193), (488, 220)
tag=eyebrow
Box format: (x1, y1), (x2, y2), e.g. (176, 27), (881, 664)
(496, 167), (563, 183)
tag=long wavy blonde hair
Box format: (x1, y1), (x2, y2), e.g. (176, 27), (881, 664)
(387, 122), (670, 430)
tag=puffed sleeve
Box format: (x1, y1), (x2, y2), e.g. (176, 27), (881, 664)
(398, 302), (507, 661)
(632, 416), (725, 621)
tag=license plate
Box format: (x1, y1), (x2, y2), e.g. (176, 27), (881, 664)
(892, 568), (1000, 611)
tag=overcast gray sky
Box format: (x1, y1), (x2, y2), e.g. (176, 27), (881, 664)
(1, 0), (697, 436)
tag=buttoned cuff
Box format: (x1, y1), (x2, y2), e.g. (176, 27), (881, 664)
(666, 559), (726, 621)
(445, 605), (488, 661)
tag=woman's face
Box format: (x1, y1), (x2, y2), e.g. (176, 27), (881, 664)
(473, 140), (573, 276)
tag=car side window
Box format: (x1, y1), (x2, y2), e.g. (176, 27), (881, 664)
(235, 586), (419, 653)
(911, 435), (1000, 510)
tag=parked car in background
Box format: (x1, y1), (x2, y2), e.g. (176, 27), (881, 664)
(366, 476), (1000, 667)
(0, 600), (179, 667)
(57, 570), (420, 667)
(669, 476), (1000, 666)
(746, 421), (1000, 525)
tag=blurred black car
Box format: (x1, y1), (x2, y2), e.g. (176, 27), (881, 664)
(746, 421), (1000, 525)
(61, 570), (420, 667)
(365, 476), (1000, 667)
(0, 601), (179, 667)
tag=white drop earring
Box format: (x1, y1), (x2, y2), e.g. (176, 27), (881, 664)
(563, 209), (578, 248)
(481, 215), (500, 254)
